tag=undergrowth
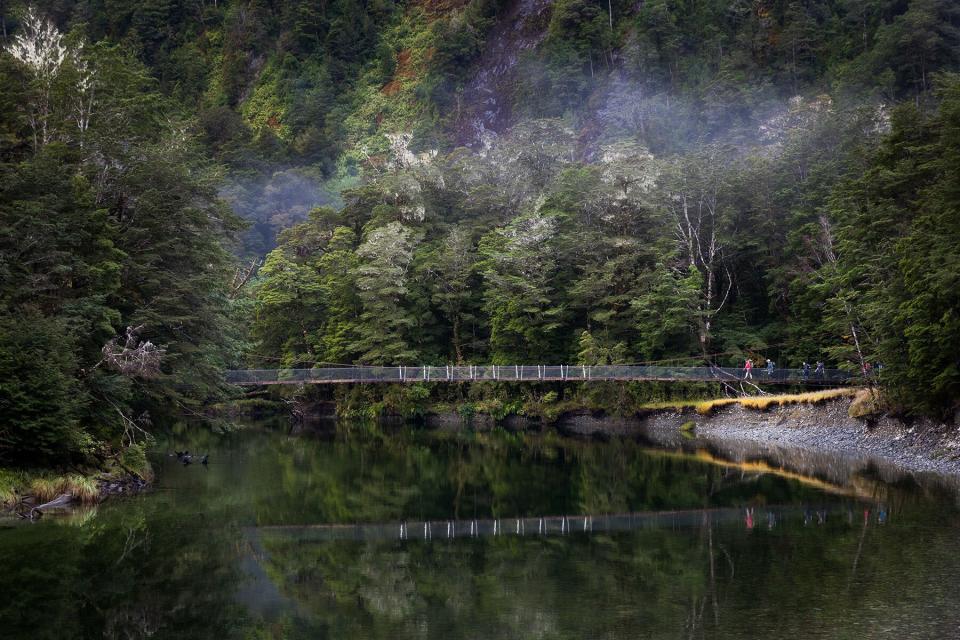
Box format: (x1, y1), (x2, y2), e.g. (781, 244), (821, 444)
(848, 388), (886, 418)
(1, 470), (105, 508)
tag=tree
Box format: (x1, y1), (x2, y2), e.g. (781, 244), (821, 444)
(0, 312), (86, 464)
(851, 0), (960, 98)
(422, 228), (482, 363)
(479, 210), (566, 363)
(0, 9), (240, 463)
(779, 2), (822, 94)
(352, 221), (421, 364)
(5, 7), (68, 149)
(253, 246), (323, 366)
(659, 146), (735, 359)
(631, 257), (701, 360)
(827, 78), (960, 416)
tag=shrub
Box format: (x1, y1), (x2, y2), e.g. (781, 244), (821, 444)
(0, 313), (87, 465)
(29, 477), (61, 503)
(65, 475), (99, 504)
(120, 443), (153, 481)
(848, 389), (885, 418)
(0, 469), (23, 506)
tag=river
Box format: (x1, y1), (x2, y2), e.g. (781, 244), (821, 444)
(2, 417), (959, 638)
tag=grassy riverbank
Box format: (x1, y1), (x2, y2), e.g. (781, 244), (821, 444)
(647, 388), (860, 415)
(0, 470), (100, 507)
(267, 382), (871, 428)
(0, 445), (153, 512)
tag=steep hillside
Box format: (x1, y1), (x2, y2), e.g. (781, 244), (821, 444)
(12, 0), (954, 255)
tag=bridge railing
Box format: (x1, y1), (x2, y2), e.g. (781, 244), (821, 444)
(225, 365), (853, 385)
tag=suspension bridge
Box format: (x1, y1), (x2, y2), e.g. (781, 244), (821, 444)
(225, 364), (852, 386)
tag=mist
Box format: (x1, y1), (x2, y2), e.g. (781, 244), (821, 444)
(220, 167), (343, 258)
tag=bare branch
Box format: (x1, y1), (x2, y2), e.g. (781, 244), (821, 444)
(99, 325), (166, 378)
(229, 257), (262, 299)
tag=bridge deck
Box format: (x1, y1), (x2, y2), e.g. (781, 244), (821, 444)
(226, 365), (851, 386)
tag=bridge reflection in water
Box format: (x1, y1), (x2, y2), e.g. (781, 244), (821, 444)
(249, 505), (878, 543)
(226, 364), (853, 386)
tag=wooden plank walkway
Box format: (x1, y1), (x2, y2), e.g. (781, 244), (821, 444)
(225, 364), (852, 386)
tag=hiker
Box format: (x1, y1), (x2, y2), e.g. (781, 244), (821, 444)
(802, 361), (811, 380)
(765, 359), (775, 377)
(814, 361), (825, 379)
(743, 358), (753, 379)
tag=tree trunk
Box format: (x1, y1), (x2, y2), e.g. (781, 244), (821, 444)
(452, 315), (463, 364)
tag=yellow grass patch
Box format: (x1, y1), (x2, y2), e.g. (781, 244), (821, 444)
(64, 475), (100, 504)
(3, 472), (102, 507)
(848, 388), (885, 418)
(29, 477), (62, 503)
(695, 388), (856, 415)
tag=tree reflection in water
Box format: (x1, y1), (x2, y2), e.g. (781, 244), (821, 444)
(1, 420), (958, 639)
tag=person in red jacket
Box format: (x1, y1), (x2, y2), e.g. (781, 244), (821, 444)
(743, 358), (754, 379)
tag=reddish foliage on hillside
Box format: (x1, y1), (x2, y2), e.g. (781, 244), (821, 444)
(382, 49), (419, 96)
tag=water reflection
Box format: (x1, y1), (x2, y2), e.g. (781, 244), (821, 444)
(641, 422), (960, 506)
(0, 419), (958, 639)
(250, 504), (875, 542)
(247, 505), (960, 639)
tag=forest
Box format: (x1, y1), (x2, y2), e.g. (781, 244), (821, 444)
(1, 0), (959, 466)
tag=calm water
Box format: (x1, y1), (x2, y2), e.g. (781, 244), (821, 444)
(2, 419), (959, 639)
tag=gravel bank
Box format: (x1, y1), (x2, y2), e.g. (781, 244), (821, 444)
(558, 400), (960, 486)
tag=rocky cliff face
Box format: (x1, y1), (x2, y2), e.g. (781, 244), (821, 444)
(456, 0), (555, 145)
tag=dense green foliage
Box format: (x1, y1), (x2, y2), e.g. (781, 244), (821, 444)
(828, 81), (960, 416)
(0, 12), (240, 464)
(230, 0), (957, 418)
(250, 87), (960, 418)
(1, 0), (959, 448)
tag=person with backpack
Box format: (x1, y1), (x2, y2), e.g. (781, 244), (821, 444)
(744, 358), (753, 379)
